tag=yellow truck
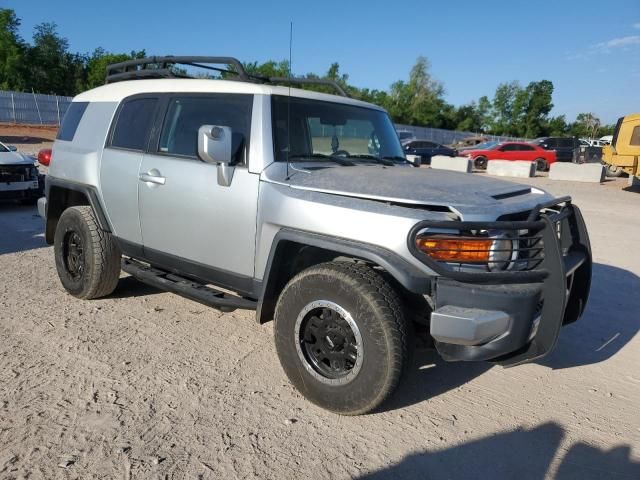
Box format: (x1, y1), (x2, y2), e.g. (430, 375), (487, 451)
(602, 113), (640, 178)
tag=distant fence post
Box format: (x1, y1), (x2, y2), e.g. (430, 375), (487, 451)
(56, 96), (61, 126)
(11, 92), (16, 123)
(32, 89), (43, 124)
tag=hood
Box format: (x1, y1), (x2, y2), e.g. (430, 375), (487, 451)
(263, 163), (554, 218)
(0, 151), (36, 166)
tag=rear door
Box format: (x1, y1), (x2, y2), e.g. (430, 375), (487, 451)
(516, 144), (537, 161)
(137, 93), (259, 292)
(100, 95), (159, 246)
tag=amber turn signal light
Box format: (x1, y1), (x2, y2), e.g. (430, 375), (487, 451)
(415, 236), (493, 263)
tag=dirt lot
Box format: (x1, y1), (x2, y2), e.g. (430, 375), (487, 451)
(1, 175), (639, 479)
(0, 124), (57, 156)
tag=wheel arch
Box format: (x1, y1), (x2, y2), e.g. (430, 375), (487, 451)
(255, 229), (431, 324)
(45, 178), (111, 245)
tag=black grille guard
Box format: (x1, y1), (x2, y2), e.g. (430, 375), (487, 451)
(408, 196), (593, 366)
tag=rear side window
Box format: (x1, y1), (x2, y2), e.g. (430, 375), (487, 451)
(110, 98), (158, 151)
(57, 102), (89, 141)
(559, 138), (574, 148)
(158, 94), (252, 162)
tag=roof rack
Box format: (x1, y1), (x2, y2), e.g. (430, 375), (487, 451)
(104, 56), (349, 97)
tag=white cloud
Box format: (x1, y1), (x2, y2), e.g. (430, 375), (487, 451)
(595, 35), (640, 50)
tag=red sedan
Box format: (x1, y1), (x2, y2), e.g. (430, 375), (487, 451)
(461, 141), (557, 171)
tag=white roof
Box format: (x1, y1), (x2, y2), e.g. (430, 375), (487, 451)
(74, 78), (384, 110)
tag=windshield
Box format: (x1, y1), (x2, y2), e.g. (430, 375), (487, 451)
(272, 95), (405, 163)
(469, 141), (499, 150)
(0, 142), (9, 153)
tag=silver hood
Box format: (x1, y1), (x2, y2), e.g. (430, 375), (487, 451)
(262, 163), (555, 219)
(0, 151), (36, 166)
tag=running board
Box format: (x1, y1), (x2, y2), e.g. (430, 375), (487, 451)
(122, 258), (257, 312)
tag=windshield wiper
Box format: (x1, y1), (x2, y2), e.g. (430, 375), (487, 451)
(288, 153), (354, 166)
(381, 155), (410, 164)
(345, 154), (395, 166)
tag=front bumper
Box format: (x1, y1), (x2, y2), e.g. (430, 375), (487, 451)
(410, 197), (592, 366)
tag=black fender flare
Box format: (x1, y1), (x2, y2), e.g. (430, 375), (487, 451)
(45, 177), (112, 232)
(255, 229), (431, 323)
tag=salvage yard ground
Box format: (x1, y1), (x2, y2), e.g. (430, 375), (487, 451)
(1, 172), (639, 478)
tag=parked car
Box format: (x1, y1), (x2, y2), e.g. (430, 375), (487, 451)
(38, 55), (592, 415)
(531, 137), (581, 163)
(448, 135), (489, 150)
(403, 140), (456, 165)
(396, 130), (415, 143)
(0, 140), (43, 204)
(460, 141), (557, 171)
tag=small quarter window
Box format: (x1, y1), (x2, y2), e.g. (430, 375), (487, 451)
(630, 126), (640, 146)
(57, 102), (89, 141)
(110, 98), (158, 151)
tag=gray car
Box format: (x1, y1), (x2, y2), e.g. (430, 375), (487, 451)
(38, 57), (592, 415)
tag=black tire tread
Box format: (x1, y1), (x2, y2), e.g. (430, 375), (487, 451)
(276, 261), (410, 415)
(59, 206), (121, 299)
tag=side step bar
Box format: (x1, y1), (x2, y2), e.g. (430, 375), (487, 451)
(122, 258), (257, 312)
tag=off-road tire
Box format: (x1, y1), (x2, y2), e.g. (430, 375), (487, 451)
(54, 206), (121, 299)
(535, 158), (548, 172)
(474, 156), (488, 170)
(274, 261), (412, 415)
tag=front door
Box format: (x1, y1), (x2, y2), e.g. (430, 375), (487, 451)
(137, 94), (259, 291)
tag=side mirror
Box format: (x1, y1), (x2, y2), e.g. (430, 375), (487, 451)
(8, 145), (17, 152)
(198, 125), (234, 186)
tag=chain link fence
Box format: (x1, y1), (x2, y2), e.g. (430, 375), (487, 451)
(394, 124), (525, 145)
(0, 90), (73, 125)
(0, 90), (525, 146)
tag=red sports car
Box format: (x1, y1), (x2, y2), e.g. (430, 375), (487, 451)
(461, 141), (557, 171)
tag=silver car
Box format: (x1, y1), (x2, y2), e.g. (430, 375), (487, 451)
(38, 57), (592, 415)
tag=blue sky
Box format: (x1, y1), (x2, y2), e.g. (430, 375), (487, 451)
(7, 0), (639, 124)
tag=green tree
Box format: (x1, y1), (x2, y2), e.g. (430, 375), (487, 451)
(569, 113), (601, 138)
(85, 48), (146, 89)
(0, 8), (27, 90)
(24, 22), (78, 95)
(387, 56), (448, 127)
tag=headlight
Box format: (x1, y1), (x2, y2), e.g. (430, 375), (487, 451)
(488, 235), (514, 271)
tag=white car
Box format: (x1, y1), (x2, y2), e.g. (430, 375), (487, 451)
(0, 141), (43, 205)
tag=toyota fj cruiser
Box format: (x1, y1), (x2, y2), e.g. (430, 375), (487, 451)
(38, 57), (592, 415)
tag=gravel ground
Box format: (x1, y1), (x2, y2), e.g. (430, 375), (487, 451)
(1, 176), (639, 479)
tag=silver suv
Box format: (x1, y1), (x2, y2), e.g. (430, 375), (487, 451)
(38, 57), (592, 415)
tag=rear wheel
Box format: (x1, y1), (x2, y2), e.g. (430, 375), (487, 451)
(605, 164), (625, 177)
(535, 158), (548, 172)
(54, 206), (121, 299)
(474, 156), (488, 170)
(274, 261), (412, 415)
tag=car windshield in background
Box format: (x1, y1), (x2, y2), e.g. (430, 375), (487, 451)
(272, 95), (405, 163)
(0, 142), (10, 153)
(471, 141), (499, 150)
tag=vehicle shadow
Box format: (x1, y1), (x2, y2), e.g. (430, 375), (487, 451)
(382, 348), (491, 412)
(0, 202), (47, 255)
(384, 262), (638, 411)
(538, 263), (640, 370)
(356, 422), (639, 480)
(108, 275), (163, 299)
(0, 135), (53, 145)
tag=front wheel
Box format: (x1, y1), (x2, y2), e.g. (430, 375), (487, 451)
(54, 206), (121, 299)
(274, 262), (412, 415)
(474, 156), (488, 170)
